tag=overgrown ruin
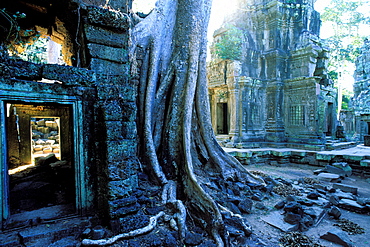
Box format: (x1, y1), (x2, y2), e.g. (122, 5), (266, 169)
(341, 37), (370, 145)
(207, 0), (338, 150)
(0, 0), (369, 246)
(0, 0), (139, 240)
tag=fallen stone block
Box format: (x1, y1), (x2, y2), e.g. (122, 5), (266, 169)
(333, 190), (355, 200)
(333, 183), (358, 195)
(302, 206), (323, 220)
(317, 173), (340, 182)
(320, 228), (353, 247)
(307, 191), (320, 199)
(332, 162), (352, 176)
(328, 206), (341, 219)
(284, 212), (301, 224)
(238, 198), (253, 213)
(322, 164), (348, 177)
(262, 211), (299, 232)
(338, 199), (365, 213)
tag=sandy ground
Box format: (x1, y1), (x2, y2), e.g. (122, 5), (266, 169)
(242, 163), (370, 247)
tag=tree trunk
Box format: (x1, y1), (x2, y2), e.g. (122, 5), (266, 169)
(131, 0), (264, 245)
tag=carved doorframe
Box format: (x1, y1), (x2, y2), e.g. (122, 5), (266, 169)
(0, 92), (88, 225)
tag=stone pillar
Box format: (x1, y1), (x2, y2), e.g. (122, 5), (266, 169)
(227, 83), (240, 143)
(265, 81), (285, 142)
(85, 6), (139, 226)
(209, 89), (217, 134)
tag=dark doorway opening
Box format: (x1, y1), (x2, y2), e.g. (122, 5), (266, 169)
(5, 103), (75, 228)
(217, 103), (228, 134)
(326, 102), (334, 136)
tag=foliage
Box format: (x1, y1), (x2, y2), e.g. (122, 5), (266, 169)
(0, 9), (25, 43)
(0, 8), (42, 59)
(341, 89), (353, 110)
(320, 0), (370, 83)
(211, 25), (244, 60)
(17, 37), (48, 64)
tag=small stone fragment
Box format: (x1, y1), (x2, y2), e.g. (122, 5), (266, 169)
(328, 206), (341, 219)
(307, 191), (319, 200)
(238, 198), (253, 214)
(320, 228), (353, 247)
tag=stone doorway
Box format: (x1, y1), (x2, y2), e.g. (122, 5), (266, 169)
(217, 103), (229, 134)
(326, 102), (334, 136)
(4, 103), (75, 229)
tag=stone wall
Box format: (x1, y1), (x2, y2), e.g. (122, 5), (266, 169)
(0, 0), (139, 230)
(342, 37), (370, 144)
(207, 0), (337, 149)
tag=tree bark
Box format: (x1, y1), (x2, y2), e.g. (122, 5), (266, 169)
(131, 0), (264, 245)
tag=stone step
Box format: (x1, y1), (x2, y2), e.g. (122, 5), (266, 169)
(0, 217), (90, 247)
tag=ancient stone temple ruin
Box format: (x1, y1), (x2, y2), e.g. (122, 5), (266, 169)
(0, 0), (141, 243)
(207, 0), (337, 150)
(341, 38), (370, 145)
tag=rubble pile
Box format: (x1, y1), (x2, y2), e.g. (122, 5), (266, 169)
(273, 183), (302, 197)
(259, 162), (369, 246)
(31, 118), (60, 158)
(279, 232), (324, 247)
(333, 218), (365, 235)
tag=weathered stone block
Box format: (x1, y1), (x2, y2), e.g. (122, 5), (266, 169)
(122, 121), (137, 139)
(121, 102), (137, 122)
(106, 140), (137, 161)
(320, 228), (354, 247)
(365, 135), (370, 146)
(360, 159), (370, 167)
(108, 158), (139, 181)
(333, 183), (358, 195)
(100, 100), (123, 121)
(84, 25), (128, 47)
(108, 175), (138, 200)
(43, 64), (96, 86)
(87, 6), (129, 30)
(262, 211), (299, 232)
(111, 203), (141, 218)
(96, 84), (136, 102)
(317, 173), (340, 182)
(109, 196), (137, 210)
(90, 58), (129, 76)
(7, 59), (42, 80)
(88, 43), (128, 63)
(105, 121), (123, 141)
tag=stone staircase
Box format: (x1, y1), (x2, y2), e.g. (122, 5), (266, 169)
(324, 137), (357, 150)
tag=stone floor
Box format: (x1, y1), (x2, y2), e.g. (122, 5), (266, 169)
(225, 144), (370, 177)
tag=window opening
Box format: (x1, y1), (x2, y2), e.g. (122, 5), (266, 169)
(289, 105), (305, 126)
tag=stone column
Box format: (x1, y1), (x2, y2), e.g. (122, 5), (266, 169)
(209, 89), (217, 134)
(265, 80), (285, 142)
(227, 83), (240, 143)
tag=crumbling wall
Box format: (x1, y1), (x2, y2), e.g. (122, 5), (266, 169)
(0, 0), (139, 231)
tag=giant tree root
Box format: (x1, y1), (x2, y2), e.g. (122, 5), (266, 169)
(81, 212), (164, 246)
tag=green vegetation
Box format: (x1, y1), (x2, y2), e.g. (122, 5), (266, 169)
(211, 25), (244, 60)
(341, 89), (354, 110)
(0, 8), (43, 62)
(320, 0), (370, 83)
